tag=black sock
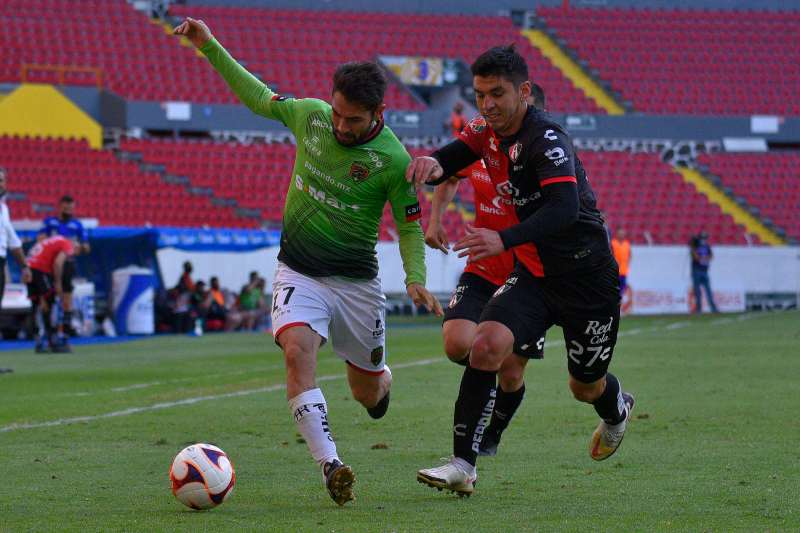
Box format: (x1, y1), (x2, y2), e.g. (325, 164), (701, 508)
(489, 383), (525, 435)
(453, 365), (497, 466)
(592, 373), (625, 425)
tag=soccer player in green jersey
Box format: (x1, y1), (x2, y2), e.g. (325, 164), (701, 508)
(174, 18), (442, 506)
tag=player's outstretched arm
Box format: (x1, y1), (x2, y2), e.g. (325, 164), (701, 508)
(172, 17), (212, 48)
(173, 17), (294, 125)
(407, 283), (444, 317)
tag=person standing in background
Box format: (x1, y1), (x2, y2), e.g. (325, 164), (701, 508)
(39, 195), (90, 337)
(611, 228), (631, 298)
(0, 167), (32, 371)
(690, 231), (718, 313)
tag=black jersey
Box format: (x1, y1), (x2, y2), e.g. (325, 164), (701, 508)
(435, 107), (613, 277)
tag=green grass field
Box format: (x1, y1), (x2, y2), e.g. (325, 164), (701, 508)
(1, 312), (798, 532)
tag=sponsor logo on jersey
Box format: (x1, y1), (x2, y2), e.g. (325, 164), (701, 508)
(295, 175), (359, 211)
(544, 129), (557, 141)
(484, 155), (500, 168)
(349, 162), (370, 182)
(271, 95), (289, 101)
(509, 142), (523, 163)
(469, 117), (487, 133)
(405, 202), (422, 222)
(489, 136), (498, 152)
(480, 202), (505, 216)
(545, 147), (569, 166)
(310, 115), (333, 132)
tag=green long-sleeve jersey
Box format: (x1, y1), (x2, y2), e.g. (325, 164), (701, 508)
(200, 38), (426, 286)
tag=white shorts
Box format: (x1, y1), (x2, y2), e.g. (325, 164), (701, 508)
(271, 262), (387, 375)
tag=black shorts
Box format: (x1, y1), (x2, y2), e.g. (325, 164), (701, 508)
(444, 272), (498, 324)
(27, 269), (54, 302)
(446, 271), (545, 360)
(62, 259), (76, 293)
(480, 260), (621, 382)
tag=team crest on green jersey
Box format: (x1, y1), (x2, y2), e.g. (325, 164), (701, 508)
(349, 162), (371, 182)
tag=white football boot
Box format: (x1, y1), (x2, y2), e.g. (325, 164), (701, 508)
(417, 458), (476, 497)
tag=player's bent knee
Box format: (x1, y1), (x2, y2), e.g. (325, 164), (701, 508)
(470, 334), (507, 370)
(569, 375), (605, 403)
(443, 336), (470, 362)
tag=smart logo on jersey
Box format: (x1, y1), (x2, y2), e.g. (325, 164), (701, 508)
(295, 175), (359, 211)
(349, 162), (370, 182)
(405, 202), (422, 222)
(509, 142), (523, 163)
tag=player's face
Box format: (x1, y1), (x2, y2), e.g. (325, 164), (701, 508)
(473, 75), (531, 137)
(331, 92), (384, 146)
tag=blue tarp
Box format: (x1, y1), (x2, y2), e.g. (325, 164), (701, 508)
(14, 226), (280, 301)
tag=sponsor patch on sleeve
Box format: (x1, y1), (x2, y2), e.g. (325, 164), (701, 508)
(405, 203), (422, 222)
(271, 95), (288, 101)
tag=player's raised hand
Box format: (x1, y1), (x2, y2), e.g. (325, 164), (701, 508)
(172, 17), (213, 49)
(424, 220), (449, 254)
(453, 225), (505, 261)
(406, 283), (444, 317)
(405, 156), (444, 187)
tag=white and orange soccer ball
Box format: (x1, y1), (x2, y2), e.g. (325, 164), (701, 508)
(169, 443), (236, 510)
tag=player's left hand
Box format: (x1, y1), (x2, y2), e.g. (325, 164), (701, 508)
(406, 283), (444, 317)
(453, 225), (505, 261)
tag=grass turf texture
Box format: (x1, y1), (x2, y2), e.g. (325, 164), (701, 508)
(0, 312), (798, 531)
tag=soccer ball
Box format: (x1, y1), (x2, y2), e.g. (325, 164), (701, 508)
(169, 443), (236, 510)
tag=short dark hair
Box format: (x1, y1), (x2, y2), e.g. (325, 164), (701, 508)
(531, 83), (546, 110)
(471, 45), (529, 87)
(332, 62), (387, 112)
(60, 195), (74, 203)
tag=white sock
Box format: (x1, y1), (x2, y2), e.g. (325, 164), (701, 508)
(288, 388), (339, 468)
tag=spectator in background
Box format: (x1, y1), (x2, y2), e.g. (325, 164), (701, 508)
(611, 228), (632, 297)
(238, 271), (268, 330)
(690, 231), (718, 313)
(445, 102), (466, 137)
(176, 261), (194, 294)
(0, 167), (31, 372)
(38, 195), (90, 336)
(166, 261), (196, 333)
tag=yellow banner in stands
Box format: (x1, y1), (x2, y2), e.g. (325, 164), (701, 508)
(0, 84), (102, 149)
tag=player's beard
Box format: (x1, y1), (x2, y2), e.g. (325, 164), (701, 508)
(333, 128), (358, 146)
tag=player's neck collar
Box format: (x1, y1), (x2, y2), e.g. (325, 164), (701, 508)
(349, 118), (384, 147)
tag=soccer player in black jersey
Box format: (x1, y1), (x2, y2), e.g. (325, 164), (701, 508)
(408, 45), (635, 496)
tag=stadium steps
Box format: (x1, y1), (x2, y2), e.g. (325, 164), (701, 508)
(674, 166), (785, 245)
(114, 146), (264, 225)
(522, 29), (625, 115)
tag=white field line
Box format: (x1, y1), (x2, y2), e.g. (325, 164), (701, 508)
(0, 314), (770, 433)
(58, 363), (288, 398)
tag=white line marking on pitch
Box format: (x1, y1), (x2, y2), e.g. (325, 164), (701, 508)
(0, 313), (771, 433)
(0, 358), (445, 433)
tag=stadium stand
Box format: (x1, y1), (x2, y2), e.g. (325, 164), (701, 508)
(538, 6), (800, 115)
(0, 135), (255, 227)
(698, 152), (800, 242)
(118, 138), (755, 243)
(580, 152), (756, 245)
(167, 4), (602, 113)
